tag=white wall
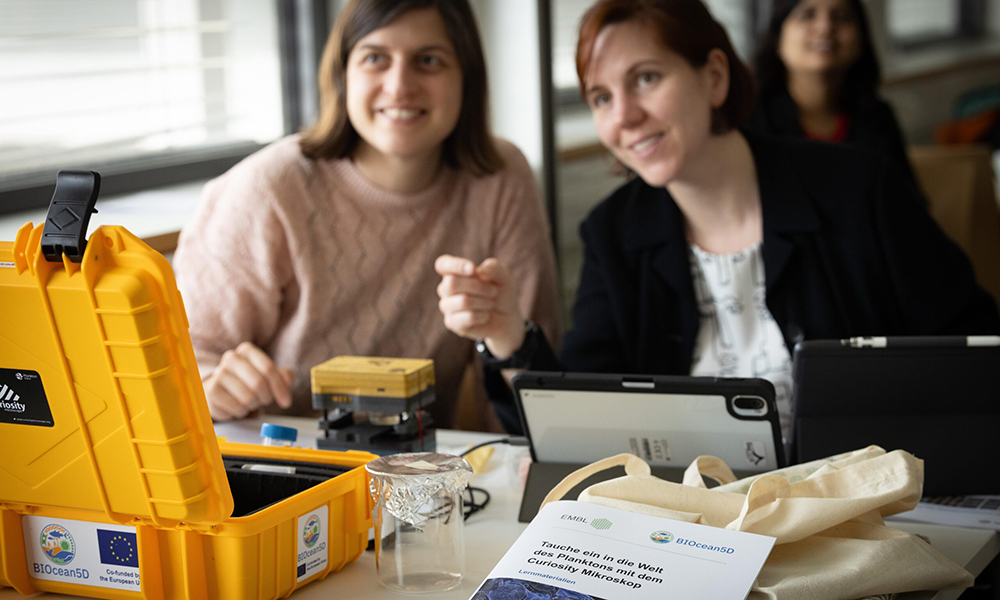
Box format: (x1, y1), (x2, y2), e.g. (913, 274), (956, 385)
(990, 0), (1000, 34)
(470, 0), (545, 174)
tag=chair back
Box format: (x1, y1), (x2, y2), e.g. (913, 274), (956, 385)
(909, 144), (1000, 306)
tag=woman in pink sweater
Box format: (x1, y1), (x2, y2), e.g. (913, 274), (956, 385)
(173, 0), (560, 427)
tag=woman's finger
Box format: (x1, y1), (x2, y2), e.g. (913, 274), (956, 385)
(439, 293), (496, 315)
(437, 274), (499, 299)
(278, 367), (296, 387)
(236, 342), (292, 409)
(217, 360), (263, 412)
(208, 402), (236, 422)
(218, 350), (271, 410)
(205, 380), (247, 421)
(445, 310), (491, 332)
(475, 257), (511, 286)
(435, 254), (476, 276)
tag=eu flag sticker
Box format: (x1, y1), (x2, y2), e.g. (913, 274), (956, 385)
(97, 529), (138, 568)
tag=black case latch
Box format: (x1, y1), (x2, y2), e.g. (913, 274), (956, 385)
(41, 170), (100, 263)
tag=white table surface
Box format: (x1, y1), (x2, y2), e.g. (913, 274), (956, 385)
(2, 415), (996, 600)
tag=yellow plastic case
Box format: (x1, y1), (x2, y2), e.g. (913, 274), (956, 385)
(0, 221), (375, 600)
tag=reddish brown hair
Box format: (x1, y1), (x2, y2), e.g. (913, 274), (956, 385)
(576, 0), (755, 133)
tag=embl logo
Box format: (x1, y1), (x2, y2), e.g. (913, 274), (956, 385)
(590, 518), (613, 531)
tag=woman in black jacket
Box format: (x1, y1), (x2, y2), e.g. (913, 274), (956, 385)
(435, 0), (999, 436)
(749, 0), (921, 191)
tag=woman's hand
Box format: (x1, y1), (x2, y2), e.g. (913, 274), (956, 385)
(435, 255), (526, 358)
(204, 341), (294, 421)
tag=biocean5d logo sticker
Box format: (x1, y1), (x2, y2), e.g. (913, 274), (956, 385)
(297, 507), (328, 582)
(40, 524), (76, 565)
(303, 514), (321, 548)
(0, 368), (54, 427)
(649, 531), (673, 544)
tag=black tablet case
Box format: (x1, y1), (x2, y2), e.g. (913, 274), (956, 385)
(792, 339), (1000, 496)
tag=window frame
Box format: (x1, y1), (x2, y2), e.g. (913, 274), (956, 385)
(0, 0), (332, 215)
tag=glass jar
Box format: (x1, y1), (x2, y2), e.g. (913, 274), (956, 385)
(366, 452), (473, 593)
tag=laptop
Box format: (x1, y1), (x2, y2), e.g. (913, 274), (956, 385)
(512, 372), (786, 522)
(792, 336), (1000, 497)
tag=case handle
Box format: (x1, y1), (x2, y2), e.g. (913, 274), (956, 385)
(41, 170), (100, 263)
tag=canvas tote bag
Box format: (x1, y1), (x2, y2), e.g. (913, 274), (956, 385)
(539, 446), (973, 600)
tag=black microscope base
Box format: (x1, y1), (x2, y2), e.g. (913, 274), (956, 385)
(316, 422), (437, 455)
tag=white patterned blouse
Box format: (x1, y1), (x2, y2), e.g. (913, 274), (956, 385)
(688, 241), (794, 445)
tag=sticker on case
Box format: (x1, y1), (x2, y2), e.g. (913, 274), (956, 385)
(23, 516), (140, 591)
(297, 506), (329, 581)
(629, 437), (672, 462)
(744, 441), (767, 467)
(0, 368), (54, 427)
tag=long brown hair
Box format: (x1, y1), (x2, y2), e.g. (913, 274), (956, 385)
(299, 0), (503, 176)
(576, 0), (756, 134)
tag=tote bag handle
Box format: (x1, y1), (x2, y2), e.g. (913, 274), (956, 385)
(539, 454), (650, 512)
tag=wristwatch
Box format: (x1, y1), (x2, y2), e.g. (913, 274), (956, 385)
(475, 320), (541, 369)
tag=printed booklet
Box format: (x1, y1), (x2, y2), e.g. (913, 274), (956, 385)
(471, 501), (774, 600)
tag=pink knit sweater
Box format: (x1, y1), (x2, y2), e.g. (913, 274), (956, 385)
(173, 135), (560, 429)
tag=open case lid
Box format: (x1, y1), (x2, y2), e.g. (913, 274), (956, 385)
(0, 171), (235, 528)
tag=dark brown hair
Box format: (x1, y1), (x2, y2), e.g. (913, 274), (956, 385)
(575, 0), (756, 134)
(299, 0), (503, 175)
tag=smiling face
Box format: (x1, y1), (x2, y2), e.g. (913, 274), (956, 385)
(345, 8), (463, 162)
(778, 0), (862, 76)
(584, 20), (729, 187)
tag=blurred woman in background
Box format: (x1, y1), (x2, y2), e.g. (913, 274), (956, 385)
(750, 0), (920, 190)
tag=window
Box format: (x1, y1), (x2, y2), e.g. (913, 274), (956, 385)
(887, 0), (984, 47)
(550, 0), (756, 105)
(0, 0), (323, 213)
(702, 0), (755, 62)
(551, 0), (590, 98)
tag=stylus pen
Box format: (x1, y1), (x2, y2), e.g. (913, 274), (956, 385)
(842, 335), (1000, 348)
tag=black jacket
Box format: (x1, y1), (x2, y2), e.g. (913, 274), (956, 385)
(491, 132), (999, 431)
(748, 90), (921, 194)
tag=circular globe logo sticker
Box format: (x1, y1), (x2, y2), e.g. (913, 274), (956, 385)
(40, 524), (76, 565)
(302, 515), (321, 548)
(650, 531), (674, 544)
